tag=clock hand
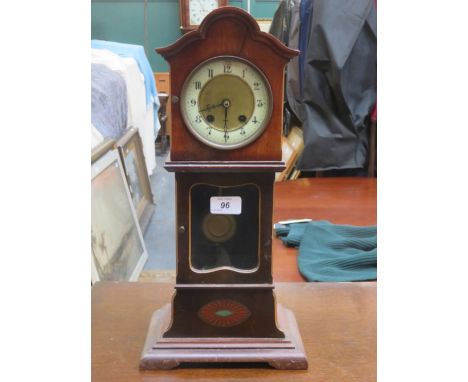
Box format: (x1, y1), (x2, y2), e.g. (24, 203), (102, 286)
(222, 99), (230, 142)
(199, 102), (223, 113)
(223, 107), (228, 142)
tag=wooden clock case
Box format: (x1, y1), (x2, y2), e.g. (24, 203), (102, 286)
(140, 7), (307, 370)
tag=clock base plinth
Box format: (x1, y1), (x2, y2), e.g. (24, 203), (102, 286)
(140, 303), (308, 370)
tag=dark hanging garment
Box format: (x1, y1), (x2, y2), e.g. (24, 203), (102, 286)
(269, 0), (292, 45)
(270, 0), (302, 129)
(297, 0), (377, 171)
(284, 0), (302, 123)
(298, 0), (313, 100)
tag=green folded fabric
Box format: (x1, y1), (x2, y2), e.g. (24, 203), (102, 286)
(275, 221), (377, 282)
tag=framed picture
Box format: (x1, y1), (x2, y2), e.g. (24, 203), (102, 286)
(91, 148), (148, 283)
(115, 128), (155, 233)
(91, 138), (116, 163)
(256, 18), (272, 33)
(179, 0), (229, 32)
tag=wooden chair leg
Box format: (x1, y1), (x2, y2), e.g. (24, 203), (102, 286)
(367, 121), (377, 177)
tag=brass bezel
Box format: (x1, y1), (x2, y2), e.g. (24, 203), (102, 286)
(180, 56), (273, 150)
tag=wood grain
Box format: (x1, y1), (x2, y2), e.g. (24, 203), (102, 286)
(272, 178), (377, 282)
(92, 281), (376, 381)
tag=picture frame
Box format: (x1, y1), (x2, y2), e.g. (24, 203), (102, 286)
(91, 148), (148, 283)
(179, 0), (229, 33)
(91, 138), (116, 164)
(115, 128), (155, 233)
(256, 18), (273, 33)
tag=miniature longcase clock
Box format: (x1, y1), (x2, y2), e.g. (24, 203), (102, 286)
(140, 7), (307, 370)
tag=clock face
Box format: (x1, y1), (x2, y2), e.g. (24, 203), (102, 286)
(180, 57), (272, 150)
(189, 0), (219, 25)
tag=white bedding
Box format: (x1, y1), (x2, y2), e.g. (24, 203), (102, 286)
(91, 49), (157, 175)
(91, 123), (104, 149)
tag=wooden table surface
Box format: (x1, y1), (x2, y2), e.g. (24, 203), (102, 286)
(92, 281), (376, 382)
(272, 178), (377, 281)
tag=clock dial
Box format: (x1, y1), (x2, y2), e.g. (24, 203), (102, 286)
(180, 56), (272, 150)
(189, 0), (219, 25)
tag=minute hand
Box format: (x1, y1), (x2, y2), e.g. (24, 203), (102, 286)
(223, 106), (229, 142)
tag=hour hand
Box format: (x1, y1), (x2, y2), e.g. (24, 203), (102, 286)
(199, 102), (223, 113)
